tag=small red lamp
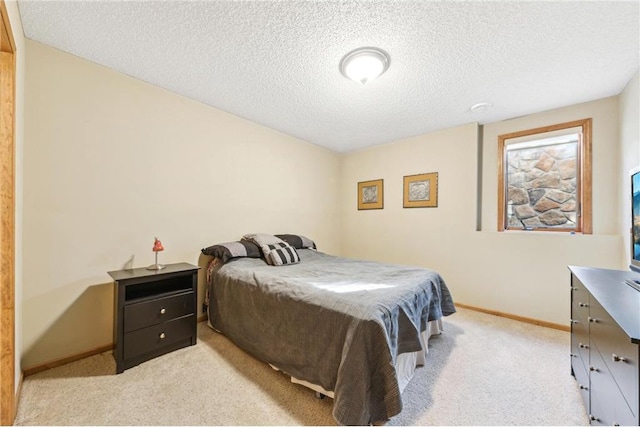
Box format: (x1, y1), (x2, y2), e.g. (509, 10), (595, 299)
(146, 237), (165, 270)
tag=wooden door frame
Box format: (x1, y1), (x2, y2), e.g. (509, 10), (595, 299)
(0, 0), (15, 424)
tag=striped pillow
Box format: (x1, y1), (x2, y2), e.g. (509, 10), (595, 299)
(265, 242), (300, 266)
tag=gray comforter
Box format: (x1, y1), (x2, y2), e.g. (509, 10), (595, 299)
(207, 249), (455, 425)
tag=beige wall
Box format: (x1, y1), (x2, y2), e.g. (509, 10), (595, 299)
(619, 70), (640, 267)
(341, 99), (623, 326)
(5, 0), (25, 393)
(340, 123), (479, 259)
(22, 40), (341, 369)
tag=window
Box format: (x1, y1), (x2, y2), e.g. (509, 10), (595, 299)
(498, 118), (592, 233)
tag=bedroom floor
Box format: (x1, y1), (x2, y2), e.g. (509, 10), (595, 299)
(14, 307), (589, 426)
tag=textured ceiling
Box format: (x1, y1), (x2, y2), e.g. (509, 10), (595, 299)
(18, 1), (640, 152)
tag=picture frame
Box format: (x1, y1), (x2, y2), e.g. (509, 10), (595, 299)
(403, 172), (438, 208)
(357, 179), (384, 210)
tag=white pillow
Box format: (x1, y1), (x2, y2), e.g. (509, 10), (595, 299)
(241, 233), (284, 247)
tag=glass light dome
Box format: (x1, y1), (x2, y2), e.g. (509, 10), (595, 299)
(339, 47), (390, 85)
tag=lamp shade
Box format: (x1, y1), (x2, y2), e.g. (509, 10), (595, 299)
(152, 237), (164, 252)
(340, 47), (390, 85)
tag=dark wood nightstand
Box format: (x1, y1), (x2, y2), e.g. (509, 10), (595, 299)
(108, 262), (199, 374)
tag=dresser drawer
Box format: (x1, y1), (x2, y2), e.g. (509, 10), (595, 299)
(572, 353), (590, 412)
(589, 299), (638, 415)
(124, 291), (194, 333)
(571, 276), (590, 325)
(590, 341), (636, 426)
(589, 342), (626, 426)
(614, 396), (637, 427)
(123, 314), (194, 360)
(572, 317), (590, 366)
(571, 275), (590, 364)
(571, 307), (589, 333)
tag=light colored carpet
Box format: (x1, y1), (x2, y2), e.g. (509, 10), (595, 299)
(15, 307), (589, 426)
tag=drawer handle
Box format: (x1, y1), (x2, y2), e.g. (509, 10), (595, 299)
(612, 354), (626, 363)
(589, 366), (598, 372)
(570, 319), (578, 324)
(579, 302), (588, 307)
(571, 287), (577, 291)
(159, 332), (166, 339)
(570, 353), (577, 358)
(589, 415), (599, 422)
(588, 317), (599, 323)
(579, 343), (589, 349)
(160, 308), (166, 315)
(579, 384), (588, 390)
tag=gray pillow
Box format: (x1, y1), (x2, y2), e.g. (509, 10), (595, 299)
(275, 234), (316, 250)
(201, 241), (261, 263)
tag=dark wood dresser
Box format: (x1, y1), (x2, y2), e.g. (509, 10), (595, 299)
(108, 262), (199, 374)
(570, 266), (640, 425)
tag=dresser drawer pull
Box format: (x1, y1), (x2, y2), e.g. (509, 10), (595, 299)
(589, 415), (599, 422)
(579, 302), (588, 307)
(160, 308), (166, 315)
(589, 366), (598, 372)
(570, 319), (578, 324)
(570, 353), (577, 358)
(159, 332), (166, 339)
(571, 286), (577, 291)
(588, 317), (599, 323)
(579, 384), (588, 390)
(579, 343), (589, 349)
(611, 354), (626, 363)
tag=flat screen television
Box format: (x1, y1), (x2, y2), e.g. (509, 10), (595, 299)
(631, 167), (640, 273)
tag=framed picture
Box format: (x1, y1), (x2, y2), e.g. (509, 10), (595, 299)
(403, 172), (438, 208)
(357, 179), (383, 210)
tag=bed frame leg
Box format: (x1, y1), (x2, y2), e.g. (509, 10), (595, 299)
(315, 391), (326, 400)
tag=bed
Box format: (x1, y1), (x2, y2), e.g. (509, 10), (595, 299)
(204, 234), (456, 425)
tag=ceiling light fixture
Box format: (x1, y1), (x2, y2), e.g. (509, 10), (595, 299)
(339, 47), (390, 85)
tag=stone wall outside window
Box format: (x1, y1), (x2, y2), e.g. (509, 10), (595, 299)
(506, 141), (577, 229)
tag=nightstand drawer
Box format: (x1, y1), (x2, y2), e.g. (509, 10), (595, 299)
(124, 291), (194, 333)
(123, 314), (194, 360)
